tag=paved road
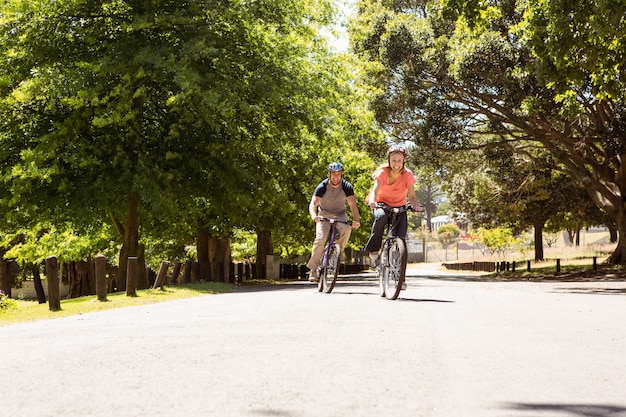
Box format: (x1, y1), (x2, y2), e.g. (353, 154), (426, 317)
(2, 263), (626, 417)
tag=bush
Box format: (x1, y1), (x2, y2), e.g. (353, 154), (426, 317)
(0, 290), (17, 312)
(476, 227), (519, 257)
(437, 223), (461, 246)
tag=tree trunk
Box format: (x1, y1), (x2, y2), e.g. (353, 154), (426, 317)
(0, 258), (11, 298)
(32, 264), (46, 304)
(137, 244), (148, 289)
(117, 192), (140, 292)
(534, 223), (544, 261)
(607, 210), (626, 264)
(209, 235), (231, 282)
(68, 262), (79, 298)
(425, 186), (433, 233)
(609, 225), (618, 243)
(256, 230), (273, 279)
(197, 227), (210, 281)
(116, 243), (127, 292)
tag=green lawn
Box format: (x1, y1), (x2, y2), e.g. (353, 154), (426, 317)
(0, 282), (234, 326)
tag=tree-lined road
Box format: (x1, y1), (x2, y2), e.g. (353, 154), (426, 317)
(2, 264), (626, 417)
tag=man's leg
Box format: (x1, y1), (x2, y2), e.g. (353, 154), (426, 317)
(306, 221), (330, 280)
(335, 222), (352, 253)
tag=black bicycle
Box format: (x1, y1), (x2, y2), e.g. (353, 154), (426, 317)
(376, 203), (415, 300)
(316, 217), (352, 293)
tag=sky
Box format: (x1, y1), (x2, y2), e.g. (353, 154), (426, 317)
(325, 0), (355, 52)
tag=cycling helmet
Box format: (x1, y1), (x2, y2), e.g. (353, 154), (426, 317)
(327, 162), (344, 172)
(387, 145), (407, 169)
(387, 145), (406, 157)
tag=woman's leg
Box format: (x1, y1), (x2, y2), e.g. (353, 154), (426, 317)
(363, 208), (389, 257)
(394, 212), (408, 238)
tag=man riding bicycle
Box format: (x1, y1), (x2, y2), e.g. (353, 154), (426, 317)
(307, 162), (361, 283)
(364, 146), (423, 286)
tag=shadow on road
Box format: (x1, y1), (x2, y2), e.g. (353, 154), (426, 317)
(233, 279), (456, 303)
(396, 296), (455, 303)
(553, 287), (626, 296)
(327, 281), (456, 303)
(502, 402), (626, 417)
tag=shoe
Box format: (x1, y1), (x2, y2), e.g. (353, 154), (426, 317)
(401, 282), (407, 290)
(308, 270), (319, 283)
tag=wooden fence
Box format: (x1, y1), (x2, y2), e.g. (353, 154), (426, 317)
(442, 257), (600, 273)
(4, 254), (367, 310)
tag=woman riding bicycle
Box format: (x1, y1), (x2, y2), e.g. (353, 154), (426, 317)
(364, 146), (422, 275)
(306, 162), (361, 282)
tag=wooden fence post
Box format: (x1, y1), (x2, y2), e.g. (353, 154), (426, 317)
(126, 257), (137, 297)
(183, 260), (192, 284)
(593, 256), (597, 271)
(153, 261), (170, 289)
(95, 255), (107, 302)
(171, 262), (182, 284)
(237, 263), (244, 283)
(192, 261), (200, 283)
(46, 256), (61, 311)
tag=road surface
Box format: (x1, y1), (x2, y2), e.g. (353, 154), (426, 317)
(2, 263), (626, 417)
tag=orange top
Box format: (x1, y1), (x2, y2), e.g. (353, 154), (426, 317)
(367, 167), (415, 207)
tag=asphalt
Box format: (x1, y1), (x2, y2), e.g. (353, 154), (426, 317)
(2, 262), (626, 417)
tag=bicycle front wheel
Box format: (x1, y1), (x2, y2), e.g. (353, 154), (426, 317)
(321, 243), (341, 293)
(378, 247), (386, 298)
(382, 238), (407, 300)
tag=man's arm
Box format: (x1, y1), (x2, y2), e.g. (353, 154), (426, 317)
(309, 195), (322, 222)
(346, 195), (360, 229)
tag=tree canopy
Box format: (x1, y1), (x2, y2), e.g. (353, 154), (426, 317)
(0, 0), (382, 274)
(351, 0), (626, 263)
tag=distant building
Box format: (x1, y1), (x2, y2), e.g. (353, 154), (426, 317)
(431, 215), (452, 232)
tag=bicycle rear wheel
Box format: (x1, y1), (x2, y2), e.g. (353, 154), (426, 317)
(382, 238), (407, 300)
(320, 243), (341, 293)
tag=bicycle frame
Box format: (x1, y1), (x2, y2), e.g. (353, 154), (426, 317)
(378, 202), (412, 238)
(316, 217), (351, 293)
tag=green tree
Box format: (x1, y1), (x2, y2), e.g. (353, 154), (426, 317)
(476, 227), (518, 258)
(447, 143), (606, 260)
(350, 0), (626, 263)
(0, 0), (369, 283)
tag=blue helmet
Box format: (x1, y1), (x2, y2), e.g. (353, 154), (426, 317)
(328, 162), (344, 172)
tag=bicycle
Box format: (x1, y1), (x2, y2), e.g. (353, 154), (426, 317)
(315, 217), (352, 293)
(375, 203), (419, 300)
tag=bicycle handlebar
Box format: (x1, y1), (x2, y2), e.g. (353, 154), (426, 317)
(316, 217), (353, 226)
(375, 202), (424, 213)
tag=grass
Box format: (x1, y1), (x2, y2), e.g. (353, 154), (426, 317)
(0, 282), (234, 327)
